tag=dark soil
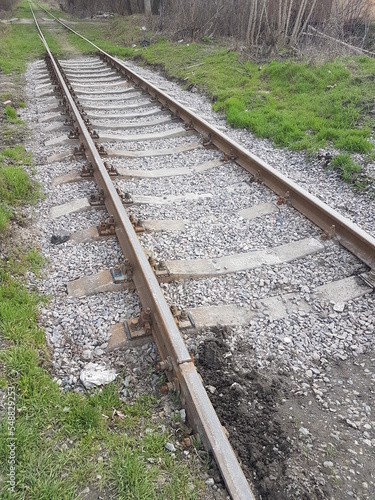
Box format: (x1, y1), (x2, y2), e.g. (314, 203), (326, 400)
(197, 327), (333, 499)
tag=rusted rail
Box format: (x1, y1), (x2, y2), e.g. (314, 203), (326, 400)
(36, 2), (375, 270)
(29, 2), (256, 498)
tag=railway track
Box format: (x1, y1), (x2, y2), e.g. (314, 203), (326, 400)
(22, 2), (375, 498)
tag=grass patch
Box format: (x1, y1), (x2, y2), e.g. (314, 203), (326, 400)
(0, 164), (38, 206)
(0, 328), (201, 498)
(0, 145), (32, 164)
(0, 206), (11, 233)
(0, 272), (46, 346)
(0, 0), (72, 73)
(5, 105), (22, 124)
(24, 248), (45, 275)
(0, 145), (39, 233)
(111, 445), (159, 499)
(330, 153), (362, 182)
(0, 24), (46, 73)
(215, 57), (374, 154)
(14, 0), (35, 19)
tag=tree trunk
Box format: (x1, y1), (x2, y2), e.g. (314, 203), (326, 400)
(144, 0), (152, 14)
(256, 1), (267, 45)
(250, 0), (259, 45)
(246, 0), (256, 44)
(285, 0), (294, 37)
(300, 0), (318, 35)
(289, 0), (307, 46)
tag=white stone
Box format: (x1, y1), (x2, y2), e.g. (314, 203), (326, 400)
(81, 349), (92, 360)
(333, 302), (345, 312)
(79, 362), (117, 389)
(180, 409), (186, 423)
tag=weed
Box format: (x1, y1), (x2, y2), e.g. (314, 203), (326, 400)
(330, 153), (362, 182)
(170, 390), (181, 405)
(111, 446), (158, 499)
(5, 105), (19, 122)
(0, 146), (32, 164)
(0, 144), (39, 234)
(0, 205), (11, 233)
(62, 396), (102, 434)
(325, 443), (337, 459)
(0, 166), (37, 205)
(24, 248), (45, 275)
(0, 277), (45, 346)
(301, 443), (311, 458)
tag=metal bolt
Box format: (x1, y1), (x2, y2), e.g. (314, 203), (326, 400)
(161, 379), (179, 394)
(156, 357), (173, 372)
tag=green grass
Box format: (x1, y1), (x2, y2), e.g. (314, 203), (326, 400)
(66, 29), (99, 55)
(0, 145), (32, 164)
(0, 272), (46, 345)
(330, 153), (362, 182)
(0, 333), (200, 498)
(0, 208), (11, 233)
(0, 146), (39, 234)
(0, 24), (45, 73)
(14, 0), (35, 19)
(89, 21), (375, 155)
(5, 105), (21, 123)
(24, 248), (45, 274)
(0, 0), (71, 73)
(0, 163), (38, 207)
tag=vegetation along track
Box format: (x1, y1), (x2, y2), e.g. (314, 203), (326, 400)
(22, 2), (375, 498)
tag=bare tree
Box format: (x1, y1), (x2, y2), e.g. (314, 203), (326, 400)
(0, 0), (12, 10)
(144, 0), (152, 15)
(62, 0), (375, 55)
(289, 0), (318, 46)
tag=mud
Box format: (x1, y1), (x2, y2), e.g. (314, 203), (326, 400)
(196, 327), (366, 499)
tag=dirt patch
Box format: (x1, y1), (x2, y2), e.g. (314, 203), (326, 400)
(197, 327), (375, 499)
(0, 73), (27, 148)
(0, 217), (41, 256)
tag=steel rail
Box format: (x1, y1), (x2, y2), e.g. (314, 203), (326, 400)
(35, 2), (375, 269)
(29, 3), (256, 498)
